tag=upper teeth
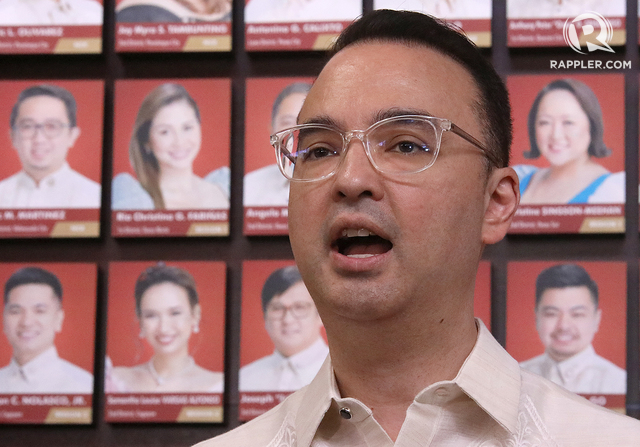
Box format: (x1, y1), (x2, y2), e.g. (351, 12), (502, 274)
(342, 228), (374, 237)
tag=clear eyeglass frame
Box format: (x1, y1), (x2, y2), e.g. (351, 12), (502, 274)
(266, 302), (315, 320)
(270, 114), (500, 182)
(14, 119), (72, 139)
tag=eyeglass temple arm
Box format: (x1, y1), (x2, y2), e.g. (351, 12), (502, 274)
(273, 139), (297, 164)
(449, 123), (501, 167)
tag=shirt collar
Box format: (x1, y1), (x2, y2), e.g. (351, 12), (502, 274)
(454, 319), (521, 434)
(274, 337), (328, 370)
(17, 163), (71, 189)
(552, 344), (596, 375)
(295, 356), (335, 447)
(10, 346), (59, 382)
(293, 319), (521, 446)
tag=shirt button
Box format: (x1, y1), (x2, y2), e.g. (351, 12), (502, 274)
(339, 407), (352, 419)
(435, 387), (448, 397)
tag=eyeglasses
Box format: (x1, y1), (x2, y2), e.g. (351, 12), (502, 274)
(266, 301), (315, 320)
(270, 114), (499, 182)
(13, 119), (72, 139)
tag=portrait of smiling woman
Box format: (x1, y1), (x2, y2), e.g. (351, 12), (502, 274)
(106, 263), (224, 393)
(514, 78), (625, 205)
(112, 83), (229, 210)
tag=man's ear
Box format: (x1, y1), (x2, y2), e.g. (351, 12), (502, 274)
(481, 167), (520, 245)
(69, 126), (81, 147)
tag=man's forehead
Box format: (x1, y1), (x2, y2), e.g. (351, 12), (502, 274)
(300, 41), (481, 128)
(538, 286), (596, 308)
(17, 95), (66, 116)
(7, 283), (59, 304)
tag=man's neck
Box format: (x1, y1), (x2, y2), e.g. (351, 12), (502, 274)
(14, 345), (54, 367)
(25, 163), (64, 186)
(325, 310), (477, 441)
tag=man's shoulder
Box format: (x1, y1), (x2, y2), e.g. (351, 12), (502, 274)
(592, 351), (627, 374)
(194, 388), (305, 447)
(519, 353), (545, 367)
(240, 354), (275, 372)
(0, 171), (22, 187)
(66, 167), (100, 188)
(58, 357), (93, 382)
(520, 369), (640, 444)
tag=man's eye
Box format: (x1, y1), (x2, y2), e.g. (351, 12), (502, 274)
(300, 145), (338, 161)
(44, 122), (60, 132)
(390, 140), (431, 154)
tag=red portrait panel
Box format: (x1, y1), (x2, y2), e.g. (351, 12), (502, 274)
(506, 260), (626, 409)
(244, 77), (315, 175)
(113, 78), (230, 180)
(0, 262), (97, 373)
(106, 261), (225, 373)
(506, 261), (626, 366)
(240, 260), (327, 366)
(509, 74), (624, 172)
(508, 74), (625, 234)
(0, 80), (103, 185)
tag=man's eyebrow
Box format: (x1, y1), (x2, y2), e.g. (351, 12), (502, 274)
(299, 115), (341, 127)
(300, 109), (435, 129)
(373, 108), (434, 122)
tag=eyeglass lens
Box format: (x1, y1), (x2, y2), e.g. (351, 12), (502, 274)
(267, 302), (314, 319)
(15, 120), (69, 139)
(279, 117), (440, 180)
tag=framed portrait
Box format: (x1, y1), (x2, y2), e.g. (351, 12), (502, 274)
(244, 0), (361, 51)
(0, 262), (96, 424)
(0, 80), (103, 238)
(508, 74), (625, 234)
(244, 77), (314, 235)
(105, 261), (226, 423)
(239, 260), (327, 420)
(111, 78), (231, 238)
(506, 261), (626, 410)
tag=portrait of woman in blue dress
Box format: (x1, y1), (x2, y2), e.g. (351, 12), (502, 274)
(514, 78), (624, 205)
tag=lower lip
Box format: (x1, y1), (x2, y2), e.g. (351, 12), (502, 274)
(552, 336), (575, 344)
(18, 333), (38, 341)
(330, 248), (391, 272)
(30, 150), (49, 161)
(156, 337), (176, 346)
(169, 150), (192, 160)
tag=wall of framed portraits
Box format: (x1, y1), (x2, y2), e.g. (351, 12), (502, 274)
(0, 0), (640, 445)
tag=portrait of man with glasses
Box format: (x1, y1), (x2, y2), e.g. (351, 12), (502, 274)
(0, 84), (101, 209)
(196, 9), (640, 447)
(239, 265), (327, 394)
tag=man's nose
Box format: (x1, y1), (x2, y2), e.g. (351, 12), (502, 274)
(330, 137), (383, 202)
(556, 313), (571, 330)
(18, 311), (34, 326)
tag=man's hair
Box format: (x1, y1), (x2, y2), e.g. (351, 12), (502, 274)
(330, 9), (511, 168)
(524, 78), (610, 159)
(10, 85), (78, 129)
(4, 267), (63, 305)
(535, 264), (599, 308)
(271, 82), (312, 128)
(261, 265), (303, 313)
(134, 263), (199, 316)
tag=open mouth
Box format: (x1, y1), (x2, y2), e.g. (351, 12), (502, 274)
(334, 228), (393, 258)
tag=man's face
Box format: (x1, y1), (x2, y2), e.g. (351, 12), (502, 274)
(10, 95), (80, 180)
(288, 42), (509, 323)
(535, 286), (601, 362)
(264, 281), (323, 358)
(272, 91), (307, 134)
(3, 284), (64, 366)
